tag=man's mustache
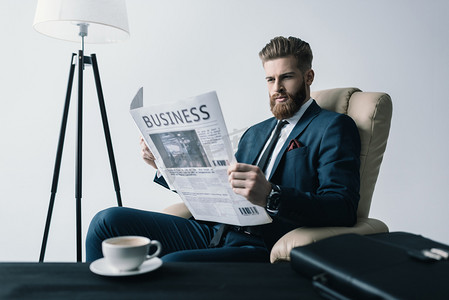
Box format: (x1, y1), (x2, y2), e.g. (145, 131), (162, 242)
(271, 93), (290, 101)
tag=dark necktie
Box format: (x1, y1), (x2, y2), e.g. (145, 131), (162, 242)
(209, 223), (230, 248)
(209, 120), (288, 248)
(257, 120), (288, 173)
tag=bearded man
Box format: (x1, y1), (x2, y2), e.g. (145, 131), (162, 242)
(86, 36), (361, 263)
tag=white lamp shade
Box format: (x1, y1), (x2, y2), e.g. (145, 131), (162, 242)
(33, 0), (130, 43)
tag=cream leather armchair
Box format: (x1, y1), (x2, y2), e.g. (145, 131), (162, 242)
(163, 87), (393, 263)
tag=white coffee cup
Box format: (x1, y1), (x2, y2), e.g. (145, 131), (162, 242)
(102, 236), (162, 272)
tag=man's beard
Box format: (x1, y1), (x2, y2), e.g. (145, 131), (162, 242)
(270, 81), (307, 120)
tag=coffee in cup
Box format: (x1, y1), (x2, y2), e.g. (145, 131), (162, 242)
(102, 236), (162, 272)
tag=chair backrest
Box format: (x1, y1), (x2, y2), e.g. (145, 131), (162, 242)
(311, 88), (392, 218)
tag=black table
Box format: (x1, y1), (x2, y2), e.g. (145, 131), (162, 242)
(0, 262), (321, 299)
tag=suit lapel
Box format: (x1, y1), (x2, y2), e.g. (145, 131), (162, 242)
(268, 101), (321, 180)
(247, 118), (277, 165)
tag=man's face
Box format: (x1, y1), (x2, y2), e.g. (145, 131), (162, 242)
(263, 55), (313, 120)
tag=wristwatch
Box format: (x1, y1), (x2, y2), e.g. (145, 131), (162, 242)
(266, 183), (282, 213)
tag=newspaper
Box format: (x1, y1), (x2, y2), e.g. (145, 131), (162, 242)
(130, 88), (272, 226)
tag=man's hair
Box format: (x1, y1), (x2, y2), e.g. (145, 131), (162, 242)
(259, 36), (313, 72)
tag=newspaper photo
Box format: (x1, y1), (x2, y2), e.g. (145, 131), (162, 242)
(130, 88), (272, 226)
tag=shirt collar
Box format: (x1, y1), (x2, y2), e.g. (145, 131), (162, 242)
(284, 97), (313, 125)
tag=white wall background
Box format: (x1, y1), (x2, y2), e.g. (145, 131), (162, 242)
(1, 0), (448, 262)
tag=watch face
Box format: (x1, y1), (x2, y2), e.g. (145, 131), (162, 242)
(267, 184), (281, 210)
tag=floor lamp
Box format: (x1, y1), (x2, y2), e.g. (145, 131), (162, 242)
(33, 0), (130, 262)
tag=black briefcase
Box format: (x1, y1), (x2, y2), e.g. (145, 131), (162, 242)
(290, 232), (449, 300)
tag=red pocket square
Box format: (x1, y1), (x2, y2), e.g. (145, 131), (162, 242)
(287, 139), (302, 151)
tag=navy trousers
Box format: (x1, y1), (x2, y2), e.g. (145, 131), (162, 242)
(86, 207), (270, 263)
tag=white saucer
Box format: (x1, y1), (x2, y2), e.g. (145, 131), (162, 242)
(89, 257), (163, 277)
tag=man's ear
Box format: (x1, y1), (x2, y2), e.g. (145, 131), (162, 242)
(305, 69), (315, 85)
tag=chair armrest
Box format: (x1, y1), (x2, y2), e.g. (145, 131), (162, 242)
(162, 202), (193, 219)
(270, 217), (389, 263)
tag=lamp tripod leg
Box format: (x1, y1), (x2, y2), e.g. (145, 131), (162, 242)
(90, 54), (123, 207)
(39, 53), (77, 263)
(75, 50), (84, 262)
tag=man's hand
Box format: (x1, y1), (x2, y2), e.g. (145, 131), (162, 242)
(140, 136), (157, 169)
(227, 163), (271, 207)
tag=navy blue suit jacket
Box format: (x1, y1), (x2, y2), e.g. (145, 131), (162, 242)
(235, 100), (361, 249)
(155, 100), (361, 250)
